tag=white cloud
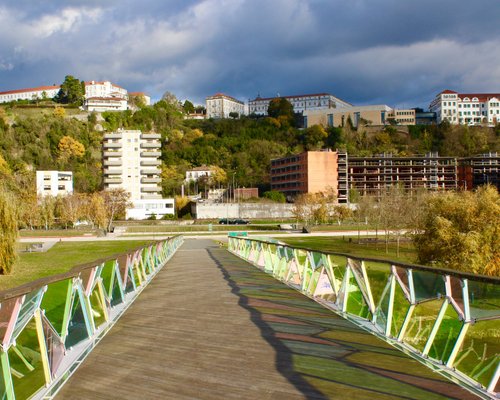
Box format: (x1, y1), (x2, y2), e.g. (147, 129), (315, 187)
(32, 7), (103, 38)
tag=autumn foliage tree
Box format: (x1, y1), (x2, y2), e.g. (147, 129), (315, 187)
(0, 187), (18, 274)
(413, 186), (500, 276)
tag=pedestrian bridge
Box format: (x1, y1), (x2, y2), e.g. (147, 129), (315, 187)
(0, 237), (497, 399)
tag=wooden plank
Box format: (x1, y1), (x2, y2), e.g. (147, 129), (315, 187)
(57, 239), (478, 400)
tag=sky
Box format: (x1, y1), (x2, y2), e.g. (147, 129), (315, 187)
(0, 0), (499, 109)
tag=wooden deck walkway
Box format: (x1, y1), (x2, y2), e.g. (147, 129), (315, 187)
(57, 239), (478, 400)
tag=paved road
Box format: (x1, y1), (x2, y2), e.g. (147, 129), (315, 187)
(56, 239), (476, 400)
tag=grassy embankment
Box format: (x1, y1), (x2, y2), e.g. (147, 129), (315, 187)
(1, 240), (151, 292)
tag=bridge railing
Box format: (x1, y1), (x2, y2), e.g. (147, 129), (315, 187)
(228, 236), (499, 399)
(0, 236), (183, 400)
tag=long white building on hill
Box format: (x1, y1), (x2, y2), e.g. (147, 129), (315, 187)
(0, 85), (60, 103)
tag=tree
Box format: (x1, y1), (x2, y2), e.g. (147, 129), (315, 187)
(413, 186), (500, 276)
(0, 187), (17, 274)
(58, 136), (85, 162)
(209, 166), (227, 187)
(302, 124), (328, 150)
(83, 193), (107, 229)
(55, 75), (85, 105)
(267, 97), (294, 126)
(101, 189), (132, 232)
(229, 111), (239, 119)
(183, 100), (195, 114)
(59, 193), (85, 228)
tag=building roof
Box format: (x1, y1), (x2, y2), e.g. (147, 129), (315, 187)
(85, 81), (125, 90)
(188, 166), (212, 172)
(0, 85), (60, 96)
(206, 93), (244, 104)
(458, 93), (500, 102)
(440, 89), (458, 95)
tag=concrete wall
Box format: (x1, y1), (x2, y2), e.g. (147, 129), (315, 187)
(192, 202), (295, 219)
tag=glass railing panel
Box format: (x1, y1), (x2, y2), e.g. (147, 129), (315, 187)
(412, 270), (445, 302)
(110, 274), (124, 307)
(326, 254), (347, 291)
(65, 292), (89, 349)
(453, 319), (500, 388)
(100, 260), (116, 298)
(309, 251), (323, 270)
(0, 297), (20, 343)
(8, 318), (46, 400)
(427, 303), (463, 363)
(365, 261), (392, 308)
(391, 281), (411, 338)
(89, 285), (107, 329)
(403, 299), (444, 352)
(467, 281), (500, 320)
(41, 314), (65, 377)
(345, 273), (371, 320)
(373, 280), (391, 332)
(13, 290), (43, 340)
(41, 279), (72, 336)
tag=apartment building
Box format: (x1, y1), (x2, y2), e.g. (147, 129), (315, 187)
(102, 129), (174, 219)
(249, 93), (351, 116)
(347, 153), (458, 197)
(206, 93), (245, 119)
(270, 150), (342, 200)
(430, 90), (500, 126)
(0, 85), (60, 103)
(36, 171), (73, 197)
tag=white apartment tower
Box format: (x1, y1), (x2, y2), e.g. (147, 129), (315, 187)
(102, 129), (174, 219)
(430, 90), (500, 126)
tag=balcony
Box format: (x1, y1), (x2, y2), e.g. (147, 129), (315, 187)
(103, 142), (122, 149)
(103, 159), (122, 166)
(140, 159), (161, 166)
(103, 168), (122, 175)
(141, 186), (161, 193)
(141, 168), (161, 175)
(141, 177), (161, 184)
(140, 142), (160, 149)
(103, 133), (122, 140)
(103, 177), (123, 184)
(141, 133), (161, 140)
(103, 151), (122, 158)
(140, 151), (161, 158)
(141, 194), (163, 200)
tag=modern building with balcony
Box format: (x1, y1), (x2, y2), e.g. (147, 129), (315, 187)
(102, 129), (174, 219)
(36, 171), (73, 197)
(459, 152), (500, 191)
(347, 153), (459, 197)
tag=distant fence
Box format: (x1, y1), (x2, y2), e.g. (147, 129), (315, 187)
(228, 236), (499, 399)
(0, 236), (183, 400)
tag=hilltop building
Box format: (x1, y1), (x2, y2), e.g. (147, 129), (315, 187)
(36, 171), (73, 197)
(0, 85), (60, 103)
(206, 93), (245, 119)
(304, 105), (416, 128)
(430, 90), (500, 126)
(249, 93), (351, 116)
(102, 129), (174, 219)
(185, 166), (212, 182)
(83, 80), (128, 112)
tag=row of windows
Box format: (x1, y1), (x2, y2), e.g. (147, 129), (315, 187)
(271, 165), (301, 174)
(271, 173), (302, 182)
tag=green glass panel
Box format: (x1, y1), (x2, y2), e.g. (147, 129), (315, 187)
(309, 252), (323, 270)
(41, 279), (72, 336)
(89, 286), (107, 329)
(132, 264), (141, 288)
(453, 319), (500, 388)
(124, 270), (135, 294)
(403, 299), (443, 352)
(364, 261), (392, 307)
(391, 281), (410, 337)
(0, 356), (5, 399)
(327, 254), (346, 290)
(345, 274), (371, 319)
(427, 303), (463, 363)
(374, 280), (391, 332)
(295, 249), (308, 268)
(412, 270), (445, 302)
(110, 276), (124, 307)
(468, 281), (500, 320)
(65, 293), (89, 348)
(100, 260), (116, 298)
(8, 319), (46, 400)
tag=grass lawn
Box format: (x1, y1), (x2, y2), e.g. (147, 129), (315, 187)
(0, 240), (151, 292)
(19, 229), (98, 237)
(277, 236), (418, 265)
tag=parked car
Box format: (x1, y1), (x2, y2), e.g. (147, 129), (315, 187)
(218, 218), (250, 225)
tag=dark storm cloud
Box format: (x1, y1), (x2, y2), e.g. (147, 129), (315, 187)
(0, 0), (499, 108)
